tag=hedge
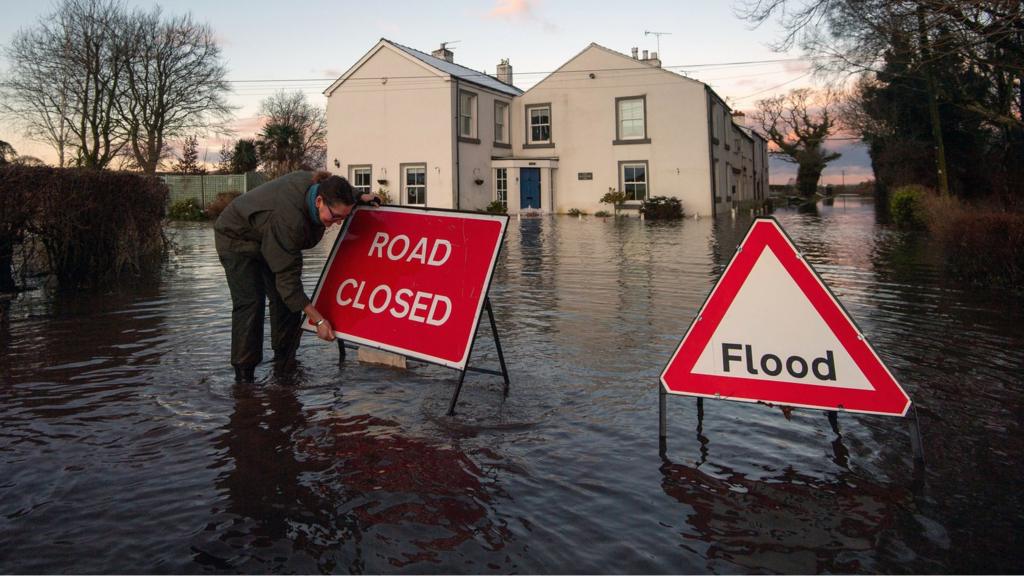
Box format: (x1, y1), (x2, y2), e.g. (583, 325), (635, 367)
(0, 165), (168, 290)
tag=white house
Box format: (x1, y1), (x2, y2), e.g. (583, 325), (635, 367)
(325, 40), (767, 217)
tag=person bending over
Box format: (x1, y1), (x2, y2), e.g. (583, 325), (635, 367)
(215, 170), (378, 382)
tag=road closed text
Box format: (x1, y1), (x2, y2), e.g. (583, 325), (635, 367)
(335, 232), (455, 326)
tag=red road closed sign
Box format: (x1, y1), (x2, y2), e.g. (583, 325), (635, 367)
(661, 217), (912, 416)
(305, 207), (508, 369)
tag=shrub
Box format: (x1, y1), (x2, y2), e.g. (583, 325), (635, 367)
(921, 194), (1024, 291)
(594, 210), (611, 218)
(485, 200), (507, 214)
(376, 188), (392, 205)
(0, 165), (168, 289)
(640, 196), (684, 220)
(889, 185), (929, 228)
(168, 197), (206, 221)
(600, 188), (627, 216)
(567, 208), (586, 216)
(205, 191), (240, 220)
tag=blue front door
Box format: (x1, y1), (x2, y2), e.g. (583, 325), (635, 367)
(520, 168), (540, 210)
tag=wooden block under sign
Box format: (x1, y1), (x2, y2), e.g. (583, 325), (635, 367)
(357, 347), (407, 369)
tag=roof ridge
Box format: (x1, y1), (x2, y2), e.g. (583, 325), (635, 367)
(383, 39), (522, 95)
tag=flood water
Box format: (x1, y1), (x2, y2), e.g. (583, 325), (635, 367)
(1, 198), (1022, 573)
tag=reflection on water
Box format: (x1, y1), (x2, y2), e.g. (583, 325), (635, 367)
(1, 202), (1022, 573)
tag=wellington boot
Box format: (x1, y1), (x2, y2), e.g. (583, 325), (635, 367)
(233, 365), (256, 383)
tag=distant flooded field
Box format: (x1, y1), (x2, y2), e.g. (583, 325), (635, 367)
(1, 198), (1021, 573)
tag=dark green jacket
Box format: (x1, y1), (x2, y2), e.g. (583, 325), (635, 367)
(214, 171), (325, 313)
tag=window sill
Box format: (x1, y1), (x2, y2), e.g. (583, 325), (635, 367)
(459, 136), (481, 144)
(493, 142), (511, 149)
(612, 138), (651, 145)
(523, 143), (555, 149)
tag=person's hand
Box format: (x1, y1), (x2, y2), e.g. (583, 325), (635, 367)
(361, 193), (382, 206)
(315, 318), (336, 341)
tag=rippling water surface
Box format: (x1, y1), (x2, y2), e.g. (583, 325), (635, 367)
(1, 199), (1022, 573)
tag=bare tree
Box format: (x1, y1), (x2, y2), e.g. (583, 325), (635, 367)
(1, 0), (233, 172)
(754, 88), (842, 196)
(119, 7), (233, 173)
(58, 0), (131, 168)
(1, 20), (75, 166)
(256, 91), (326, 177)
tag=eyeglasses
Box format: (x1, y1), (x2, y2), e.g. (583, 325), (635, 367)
(325, 203), (348, 221)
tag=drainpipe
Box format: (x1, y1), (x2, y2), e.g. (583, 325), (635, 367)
(454, 78), (461, 210)
(705, 86), (717, 218)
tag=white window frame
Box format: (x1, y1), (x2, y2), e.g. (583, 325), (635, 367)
(494, 101), (509, 144)
(615, 96), (647, 142)
(495, 167), (508, 208)
(459, 90), (477, 140)
(349, 165), (372, 196)
(526, 104), (551, 145)
(402, 163), (427, 206)
(619, 161), (649, 202)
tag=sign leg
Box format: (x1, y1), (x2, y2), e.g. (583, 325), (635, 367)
(827, 410), (840, 435)
(697, 397), (704, 430)
(448, 369), (468, 416)
(908, 405), (926, 470)
(484, 297), (510, 397)
(337, 339), (346, 364)
(659, 385), (667, 457)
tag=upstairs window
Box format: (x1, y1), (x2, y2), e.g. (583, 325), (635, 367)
(617, 97), (646, 141)
(494, 101), (509, 144)
(459, 90), (477, 140)
(527, 104), (551, 144)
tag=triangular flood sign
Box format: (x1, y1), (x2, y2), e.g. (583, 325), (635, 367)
(661, 217), (911, 416)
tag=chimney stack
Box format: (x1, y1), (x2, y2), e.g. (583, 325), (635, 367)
(496, 58), (513, 85)
(642, 49), (649, 60)
(631, 47), (639, 59)
(432, 43), (454, 63)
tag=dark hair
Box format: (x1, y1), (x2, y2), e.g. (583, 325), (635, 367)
(317, 175), (356, 206)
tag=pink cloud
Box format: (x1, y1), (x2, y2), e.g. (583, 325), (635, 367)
(488, 0), (532, 17)
(485, 0), (559, 31)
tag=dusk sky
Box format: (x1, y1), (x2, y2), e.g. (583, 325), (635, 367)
(0, 0), (873, 184)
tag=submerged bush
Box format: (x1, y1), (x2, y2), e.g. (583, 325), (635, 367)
(640, 196), (684, 220)
(0, 165), (168, 289)
(485, 200), (507, 214)
(567, 208), (586, 216)
(890, 185), (929, 228)
(168, 197), (206, 221)
(921, 193), (1024, 291)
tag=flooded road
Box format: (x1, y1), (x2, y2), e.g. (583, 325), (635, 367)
(1, 198), (1022, 573)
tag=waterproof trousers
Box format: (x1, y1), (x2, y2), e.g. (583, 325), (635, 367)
(218, 249), (303, 378)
